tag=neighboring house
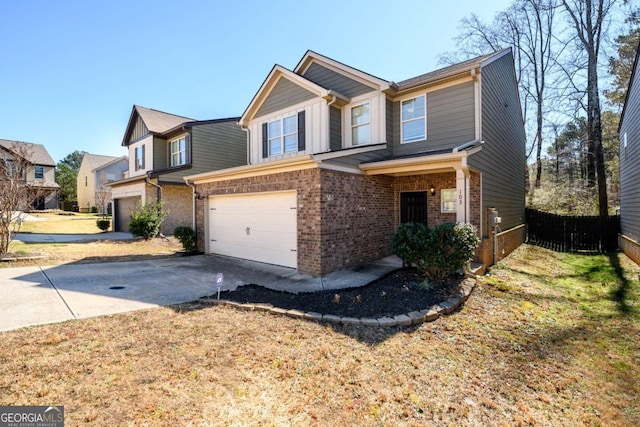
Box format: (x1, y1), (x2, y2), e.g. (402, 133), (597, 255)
(77, 153), (128, 213)
(618, 43), (640, 264)
(109, 105), (246, 234)
(0, 139), (60, 210)
(185, 49), (527, 277)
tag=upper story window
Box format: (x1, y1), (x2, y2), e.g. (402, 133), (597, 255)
(401, 95), (426, 143)
(351, 102), (371, 145)
(268, 115), (297, 156)
(170, 136), (188, 167)
(34, 166), (44, 179)
(105, 173), (115, 183)
(262, 111), (305, 158)
(135, 145), (145, 171)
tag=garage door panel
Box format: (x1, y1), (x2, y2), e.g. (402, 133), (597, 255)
(208, 192), (297, 268)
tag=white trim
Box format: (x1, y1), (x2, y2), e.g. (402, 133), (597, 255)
(400, 94), (427, 144)
(350, 101), (371, 146)
(391, 75), (474, 102)
(169, 135), (188, 167)
(475, 73), (482, 140)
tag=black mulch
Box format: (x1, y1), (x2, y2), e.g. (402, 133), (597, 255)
(207, 268), (465, 318)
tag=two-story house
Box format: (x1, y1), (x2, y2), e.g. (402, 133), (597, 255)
(77, 153), (128, 213)
(0, 139), (60, 210)
(110, 105), (247, 234)
(185, 50), (527, 277)
(618, 42), (640, 264)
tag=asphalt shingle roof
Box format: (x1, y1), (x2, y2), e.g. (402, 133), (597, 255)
(0, 139), (56, 166)
(135, 105), (194, 134)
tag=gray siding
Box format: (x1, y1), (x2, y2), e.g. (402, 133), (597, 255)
(255, 78), (317, 118)
(130, 116), (148, 142)
(161, 121), (247, 183)
(302, 63), (375, 98)
(97, 160), (128, 185)
(153, 136), (168, 171)
(391, 81), (476, 156)
(468, 53), (526, 233)
(619, 52), (640, 242)
(330, 106), (342, 150)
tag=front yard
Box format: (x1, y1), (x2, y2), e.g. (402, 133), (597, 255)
(1, 244), (638, 426)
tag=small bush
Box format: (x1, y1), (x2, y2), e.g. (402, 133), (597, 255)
(128, 202), (168, 239)
(96, 218), (110, 232)
(392, 222), (428, 271)
(90, 206), (99, 213)
(392, 222), (479, 283)
(173, 225), (196, 252)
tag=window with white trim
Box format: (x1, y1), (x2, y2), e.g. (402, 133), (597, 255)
(268, 114), (298, 156)
(351, 102), (371, 145)
(134, 145), (145, 170)
(401, 95), (426, 143)
(34, 166), (44, 179)
(170, 136), (188, 167)
(441, 188), (456, 213)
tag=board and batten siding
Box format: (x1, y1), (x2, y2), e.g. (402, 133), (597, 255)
(619, 52), (640, 243)
(302, 63), (375, 98)
(255, 78), (317, 119)
(161, 121), (247, 182)
(468, 52), (526, 233)
(249, 99), (328, 163)
(391, 81), (476, 156)
(129, 116), (149, 143)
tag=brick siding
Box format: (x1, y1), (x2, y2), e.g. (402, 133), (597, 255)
(620, 234), (640, 265)
(160, 184), (193, 235)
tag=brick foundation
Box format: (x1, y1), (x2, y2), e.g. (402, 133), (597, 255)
(619, 234), (640, 265)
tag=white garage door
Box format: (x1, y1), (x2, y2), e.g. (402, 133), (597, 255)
(208, 191), (297, 268)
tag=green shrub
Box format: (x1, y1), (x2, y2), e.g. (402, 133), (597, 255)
(90, 206), (99, 213)
(96, 218), (111, 232)
(392, 222), (428, 271)
(128, 202), (168, 239)
(173, 225), (196, 252)
(392, 222), (479, 283)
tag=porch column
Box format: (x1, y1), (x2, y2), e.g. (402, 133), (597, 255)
(455, 167), (469, 224)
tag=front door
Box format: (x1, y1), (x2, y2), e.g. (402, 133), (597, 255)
(400, 191), (427, 225)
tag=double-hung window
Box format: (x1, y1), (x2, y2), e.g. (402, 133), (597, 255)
(351, 102), (371, 145)
(170, 136), (188, 167)
(401, 95), (426, 143)
(267, 114), (298, 156)
(135, 145), (145, 170)
(34, 166), (44, 179)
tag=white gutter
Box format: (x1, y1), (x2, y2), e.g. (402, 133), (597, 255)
(241, 125), (251, 165)
(326, 95), (338, 151)
(453, 139), (483, 153)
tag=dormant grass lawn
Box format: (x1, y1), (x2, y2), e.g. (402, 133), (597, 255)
(17, 212), (106, 234)
(1, 244), (638, 426)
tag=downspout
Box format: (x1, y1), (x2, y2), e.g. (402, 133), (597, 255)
(241, 125), (251, 165)
(461, 156), (470, 224)
(145, 173), (162, 204)
(186, 180), (196, 230)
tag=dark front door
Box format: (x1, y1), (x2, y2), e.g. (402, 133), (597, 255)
(400, 191), (427, 225)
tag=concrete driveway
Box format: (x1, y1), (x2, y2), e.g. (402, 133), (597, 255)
(0, 254), (402, 332)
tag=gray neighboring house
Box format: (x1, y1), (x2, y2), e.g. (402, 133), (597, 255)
(0, 139), (60, 210)
(186, 49), (527, 277)
(77, 153), (128, 213)
(618, 42), (640, 264)
(109, 105), (247, 234)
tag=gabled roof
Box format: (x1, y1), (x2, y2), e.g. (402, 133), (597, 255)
(0, 139), (56, 166)
(239, 65), (349, 126)
(294, 50), (393, 91)
(81, 153), (121, 171)
(396, 49), (512, 93)
(122, 105), (195, 145)
(90, 155), (128, 173)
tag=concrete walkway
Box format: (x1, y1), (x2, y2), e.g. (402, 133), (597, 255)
(13, 232), (134, 243)
(0, 254), (402, 332)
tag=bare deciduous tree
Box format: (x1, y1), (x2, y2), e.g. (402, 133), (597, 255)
(562, 0), (615, 227)
(0, 142), (46, 255)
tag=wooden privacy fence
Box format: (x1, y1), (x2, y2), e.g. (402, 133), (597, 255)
(526, 208), (620, 253)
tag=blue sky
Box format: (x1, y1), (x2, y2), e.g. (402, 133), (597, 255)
(1, 0), (511, 163)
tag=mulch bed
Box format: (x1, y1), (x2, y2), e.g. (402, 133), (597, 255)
(212, 268), (466, 318)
